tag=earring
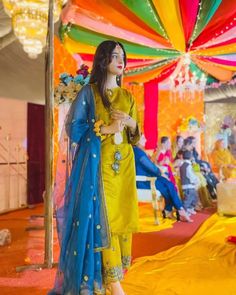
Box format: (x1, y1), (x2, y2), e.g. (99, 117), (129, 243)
(116, 75), (121, 84)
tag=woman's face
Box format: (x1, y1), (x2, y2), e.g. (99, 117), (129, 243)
(165, 139), (171, 149)
(107, 45), (125, 76)
(177, 137), (184, 148)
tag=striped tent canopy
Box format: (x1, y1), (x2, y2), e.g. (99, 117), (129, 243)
(60, 0), (236, 85)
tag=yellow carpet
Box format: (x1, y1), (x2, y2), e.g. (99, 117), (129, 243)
(123, 213), (236, 295)
(138, 204), (175, 233)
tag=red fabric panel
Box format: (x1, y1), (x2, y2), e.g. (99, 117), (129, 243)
(144, 81), (158, 149)
(192, 0), (236, 48)
(179, 0), (199, 44)
(27, 103), (45, 205)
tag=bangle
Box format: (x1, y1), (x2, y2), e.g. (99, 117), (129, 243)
(94, 120), (105, 137)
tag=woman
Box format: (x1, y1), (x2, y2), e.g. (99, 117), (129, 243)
(183, 136), (218, 200)
(50, 40), (140, 295)
(211, 139), (236, 179)
(172, 135), (184, 158)
(134, 136), (192, 222)
(153, 136), (176, 187)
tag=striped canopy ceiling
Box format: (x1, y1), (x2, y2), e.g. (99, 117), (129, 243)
(60, 0), (236, 84)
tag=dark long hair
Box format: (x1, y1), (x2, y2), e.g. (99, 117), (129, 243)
(161, 136), (169, 144)
(89, 40), (127, 110)
(176, 135), (183, 144)
(183, 137), (193, 147)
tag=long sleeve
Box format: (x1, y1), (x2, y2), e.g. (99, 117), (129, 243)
(127, 93), (140, 145)
(139, 155), (161, 177)
(186, 165), (199, 185)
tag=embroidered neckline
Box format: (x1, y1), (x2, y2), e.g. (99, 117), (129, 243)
(106, 87), (120, 97)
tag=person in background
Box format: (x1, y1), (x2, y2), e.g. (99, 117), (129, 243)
(153, 136), (176, 187)
(134, 136), (192, 222)
(173, 150), (184, 199)
(211, 139), (236, 179)
(179, 150), (200, 215)
(172, 135), (184, 158)
(183, 136), (218, 199)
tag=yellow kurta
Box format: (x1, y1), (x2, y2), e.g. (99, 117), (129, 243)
(92, 84), (139, 235)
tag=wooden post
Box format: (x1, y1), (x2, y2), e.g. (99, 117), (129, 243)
(44, 0), (54, 268)
(15, 0), (56, 273)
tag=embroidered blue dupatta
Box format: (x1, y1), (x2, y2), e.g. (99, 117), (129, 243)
(49, 85), (110, 295)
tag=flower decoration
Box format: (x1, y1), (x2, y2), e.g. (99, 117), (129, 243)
(178, 116), (202, 133)
(221, 124), (230, 130)
(54, 64), (90, 105)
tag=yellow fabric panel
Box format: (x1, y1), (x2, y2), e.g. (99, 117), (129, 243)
(63, 35), (96, 55)
(122, 213), (236, 294)
(152, 0), (185, 52)
(138, 204), (175, 233)
(193, 43), (236, 56)
(197, 58), (236, 71)
(92, 85), (139, 234)
(64, 35), (169, 60)
(211, 149), (236, 179)
(207, 62), (236, 71)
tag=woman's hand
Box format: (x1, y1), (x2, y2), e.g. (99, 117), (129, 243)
(111, 110), (137, 130)
(101, 120), (124, 134)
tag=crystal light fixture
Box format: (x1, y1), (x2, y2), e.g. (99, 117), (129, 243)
(169, 53), (207, 101)
(3, 0), (66, 59)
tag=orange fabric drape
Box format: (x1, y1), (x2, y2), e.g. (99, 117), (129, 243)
(191, 56), (234, 81)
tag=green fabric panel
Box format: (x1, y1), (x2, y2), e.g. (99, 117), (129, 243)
(190, 0), (222, 43)
(60, 24), (180, 58)
(190, 62), (218, 84)
(121, 0), (167, 38)
(190, 61), (204, 78)
(206, 75), (218, 84)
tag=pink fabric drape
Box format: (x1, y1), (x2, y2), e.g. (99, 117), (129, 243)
(179, 0), (199, 44)
(199, 56), (236, 67)
(144, 80), (158, 149)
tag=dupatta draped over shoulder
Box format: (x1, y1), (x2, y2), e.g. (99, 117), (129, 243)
(49, 85), (110, 295)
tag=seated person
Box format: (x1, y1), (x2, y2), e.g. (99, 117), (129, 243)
(152, 136), (176, 187)
(133, 137), (192, 222)
(211, 139), (236, 179)
(172, 135), (184, 159)
(183, 136), (218, 199)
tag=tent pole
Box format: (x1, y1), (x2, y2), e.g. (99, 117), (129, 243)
(16, 0), (55, 272)
(44, 0), (54, 268)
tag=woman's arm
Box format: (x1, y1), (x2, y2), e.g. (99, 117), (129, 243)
(139, 155), (161, 177)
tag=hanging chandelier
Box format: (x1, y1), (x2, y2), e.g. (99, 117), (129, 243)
(169, 53), (207, 101)
(3, 0), (66, 59)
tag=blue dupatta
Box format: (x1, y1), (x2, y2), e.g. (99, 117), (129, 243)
(49, 85), (110, 295)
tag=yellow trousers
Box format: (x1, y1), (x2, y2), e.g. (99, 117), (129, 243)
(102, 233), (132, 284)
